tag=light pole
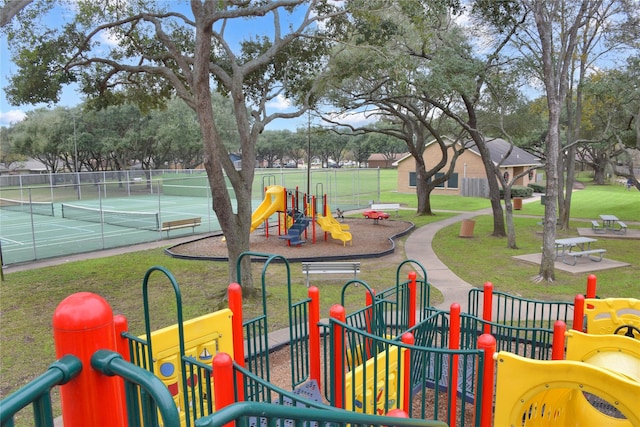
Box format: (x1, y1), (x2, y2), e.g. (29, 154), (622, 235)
(307, 110), (311, 201)
(73, 114), (78, 172)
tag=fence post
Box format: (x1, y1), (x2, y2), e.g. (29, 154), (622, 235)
(330, 304), (346, 409)
(228, 283), (245, 401)
(52, 292), (126, 427)
(400, 333), (414, 414)
(308, 286), (321, 390)
(407, 272), (417, 328)
(449, 303), (460, 427)
(482, 282), (493, 334)
(477, 334), (496, 427)
(552, 321), (566, 360)
(572, 294), (585, 332)
(213, 352), (235, 427)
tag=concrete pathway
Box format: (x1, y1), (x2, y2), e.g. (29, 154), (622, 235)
(403, 211), (484, 312)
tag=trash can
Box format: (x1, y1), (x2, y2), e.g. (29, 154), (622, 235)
(513, 197), (523, 210)
(459, 219), (476, 238)
(540, 195), (546, 205)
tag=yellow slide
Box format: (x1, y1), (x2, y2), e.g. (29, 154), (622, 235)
(494, 351), (640, 426)
(250, 185), (286, 232)
(317, 215), (352, 246)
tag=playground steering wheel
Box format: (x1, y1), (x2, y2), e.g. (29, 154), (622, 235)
(613, 324), (640, 339)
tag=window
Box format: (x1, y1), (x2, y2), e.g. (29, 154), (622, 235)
(410, 172), (459, 189)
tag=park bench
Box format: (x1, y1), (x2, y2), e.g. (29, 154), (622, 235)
(591, 220), (606, 233)
(161, 217), (202, 235)
(561, 249), (606, 266)
(301, 261), (361, 287)
(370, 203), (400, 217)
(614, 221), (627, 234)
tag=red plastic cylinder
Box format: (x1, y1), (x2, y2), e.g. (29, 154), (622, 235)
(449, 303), (461, 427)
(213, 352), (235, 427)
(482, 282), (493, 334)
(586, 274), (597, 298)
(52, 292), (126, 427)
(552, 321), (566, 360)
(477, 334), (496, 427)
(408, 272), (417, 328)
(400, 333), (414, 414)
(228, 282), (245, 401)
(572, 294), (585, 332)
(308, 286), (322, 390)
(330, 304), (346, 408)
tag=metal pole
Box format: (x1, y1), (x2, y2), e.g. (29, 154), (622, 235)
(307, 111), (311, 200)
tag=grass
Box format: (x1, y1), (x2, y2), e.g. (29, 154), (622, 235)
(1, 174), (639, 424)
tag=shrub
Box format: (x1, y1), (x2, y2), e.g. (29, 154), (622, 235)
(500, 185), (534, 198)
(528, 182), (545, 193)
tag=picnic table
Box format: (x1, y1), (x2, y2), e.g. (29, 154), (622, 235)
(597, 214), (627, 234)
(554, 236), (606, 265)
(600, 214), (618, 230)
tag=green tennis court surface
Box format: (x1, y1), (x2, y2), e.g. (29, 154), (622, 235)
(1, 195), (221, 265)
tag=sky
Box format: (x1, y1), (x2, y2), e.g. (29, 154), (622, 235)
(0, 1), (372, 131)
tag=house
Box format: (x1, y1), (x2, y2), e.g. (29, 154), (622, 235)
(394, 138), (542, 196)
(367, 152), (408, 169)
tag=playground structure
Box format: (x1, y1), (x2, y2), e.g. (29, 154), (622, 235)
(2, 249), (639, 427)
(250, 185), (352, 246)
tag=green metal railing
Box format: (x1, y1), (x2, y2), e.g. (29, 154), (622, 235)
(328, 316), (485, 427)
(91, 350), (180, 427)
(0, 355), (81, 427)
(467, 287), (575, 329)
(194, 402), (448, 427)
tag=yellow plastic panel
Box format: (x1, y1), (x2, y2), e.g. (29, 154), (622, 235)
(344, 346), (406, 415)
(494, 351), (640, 427)
(140, 308), (234, 425)
(565, 330), (640, 382)
(584, 298), (640, 335)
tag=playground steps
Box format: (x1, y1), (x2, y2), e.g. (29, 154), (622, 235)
(279, 214), (310, 246)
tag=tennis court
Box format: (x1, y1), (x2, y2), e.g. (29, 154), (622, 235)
(1, 168), (383, 266)
(0, 194), (221, 265)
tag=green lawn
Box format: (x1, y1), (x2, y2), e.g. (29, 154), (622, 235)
(1, 174), (639, 425)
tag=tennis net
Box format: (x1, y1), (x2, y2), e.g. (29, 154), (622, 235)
(61, 203), (160, 231)
(0, 197), (55, 216)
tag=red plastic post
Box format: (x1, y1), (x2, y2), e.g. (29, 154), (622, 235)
(401, 333), (414, 414)
(365, 290), (376, 360)
(586, 274), (597, 298)
(552, 321), (566, 360)
(330, 304), (346, 408)
(213, 352), (235, 427)
(482, 282), (493, 334)
(477, 334), (496, 427)
(228, 283), (245, 401)
(308, 286), (321, 390)
(385, 408), (409, 426)
(408, 271), (417, 328)
(448, 303), (461, 427)
(52, 292), (126, 427)
(572, 294), (585, 332)
(312, 195), (317, 243)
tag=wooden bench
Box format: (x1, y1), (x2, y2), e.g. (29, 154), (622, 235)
(591, 220), (606, 233)
(371, 203), (400, 217)
(161, 217), (202, 235)
(614, 221), (627, 234)
(301, 261), (361, 287)
(562, 249), (606, 266)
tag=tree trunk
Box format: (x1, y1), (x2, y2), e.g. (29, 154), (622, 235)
(193, 11), (255, 294)
(415, 157), (434, 215)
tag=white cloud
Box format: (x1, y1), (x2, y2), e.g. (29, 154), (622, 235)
(267, 94), (292, 111)
(324, 109), (379, 128)
(0, 110), (26, 126)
